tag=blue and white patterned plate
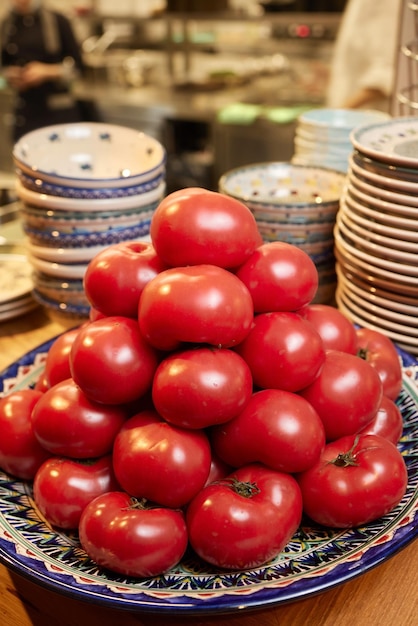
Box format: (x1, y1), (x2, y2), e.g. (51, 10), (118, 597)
(0, 340), (417, 615)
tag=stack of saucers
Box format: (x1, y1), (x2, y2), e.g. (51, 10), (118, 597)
(334, 116), (418, 356)
(12, 122), (166, 319)
(219, 162), (346, 304)
(292, 108), (390, 173)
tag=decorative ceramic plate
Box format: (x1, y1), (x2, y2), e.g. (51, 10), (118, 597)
(0, 254), (33, 304)
(0, 339), (417, 615)
(350, 117), (418, 167)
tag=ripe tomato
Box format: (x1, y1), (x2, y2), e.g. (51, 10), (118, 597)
(356, 327), (403, 401)
(298, 303), (358, 354)
(138, 265), (254, 351)
(235, 311), (325, 392)
(31, 378), (128, 458)
(299, 350), (383, 442)
(186, 463), (302, 569)
(79, 491), (188, 577)
(0, 389), (51, 479)
(211, 389), (325, 473)
(235, 241), (318, 312)
(152, 346), (253, 429)
(42, 327), (80, 388)
(150, 187), (262, 268)
(70, 316), (159, 405)
(358, 394), (404, 445)
(83, 241), (167, 318)
(112, 410), (212, 508)
(297, 433), (408, 528)
(33, 455), (119, 529)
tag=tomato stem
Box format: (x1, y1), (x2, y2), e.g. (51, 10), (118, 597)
(222, 477), (261, 498)
(329, 435), (361, 468)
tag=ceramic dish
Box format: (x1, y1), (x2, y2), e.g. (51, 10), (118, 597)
(335, 263), (418, 316)
(27, 255), (87, 279)
(334, 246), (418, 300)
(0, 338), (417, 614)
(348, 170), (418, 209)
(351, 150), (418, 183)
(338, 274), (418, 330)
(0, 254), (33, 303)
(218, 162), (346, 207)
(336, 288), (418, 347)
(350, 116), (418, 168)
(16, 179), (166, 212)
(31, 290), (90, 318)
(25, 240), (110, 263)
(334, 224), (418, 280)
(0, 299), (38, 322)
(343, 191), (418, 236)
(297, 108), (389, 133)
(16, 168), (165, 200)
(12, 122), (166, 188)
(348, 153), (418, 193)
(335, 291), (418, 355)
(336, 214), (418, 267)
(339, 202), (418, 253)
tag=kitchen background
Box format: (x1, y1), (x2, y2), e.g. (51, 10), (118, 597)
(0, 0), (348, 192)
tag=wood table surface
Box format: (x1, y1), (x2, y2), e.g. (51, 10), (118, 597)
(0, 307), (417, 626)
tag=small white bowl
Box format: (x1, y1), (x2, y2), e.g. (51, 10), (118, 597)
(28, 254), (87, 279)
(13, 122), (166, 188)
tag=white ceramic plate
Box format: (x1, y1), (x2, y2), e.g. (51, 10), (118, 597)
(339, 200), (418, 253)
(350, 116), (418, 167)
(336, 213), (418, 266)
(25, 240), (110, 263)
(27, 254), (87, 279)
(348, 153), (418, 193)
(348, 170), (418, 209)
(343, 190), (418, 236)
(335, 263), (418, 316)
(16, 179), (166, 213)
(0, 254), (33, 304)
(12, 122), (166, 188)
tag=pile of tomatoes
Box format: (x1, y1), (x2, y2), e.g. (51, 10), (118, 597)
(0, 187), (408, 578)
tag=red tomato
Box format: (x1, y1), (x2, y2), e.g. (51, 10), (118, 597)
(235, 241), (318, 312)
(0, 389), (51, 479)
(138, 265), (254, 351)
(70, 316), (159, 405)
(150, 187), (262, 268)
(152, 347), (253, 429)
(112, 410), (212, 508)
(298, 304), (358, 354)
(299, 350), (383, 442)
(42, 327), (80, 388)
(356, 327), (403, 401)
(235, 311), (325, 392)
(358, 394), (404, 445)
(83, 241), (167, 318)
(33, 455), (119, 529)
(186, 463), (302, 569)
(79, 491), (188, 577)
(31, 378), (128, 458)
(297, 433), (408, 528)
(211, 389), (325, 473)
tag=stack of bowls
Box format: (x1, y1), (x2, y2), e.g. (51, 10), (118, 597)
(335, 116), (418, 356)
(12, 122), (166, 319)
(292, 108), (390, 173)
(219, 162), (346, 304)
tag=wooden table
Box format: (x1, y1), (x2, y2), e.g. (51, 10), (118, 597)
(0, 307), (417, 626)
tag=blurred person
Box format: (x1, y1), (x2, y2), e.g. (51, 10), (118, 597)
(326, 0), (403, 112)
(0, 0), (94, 141)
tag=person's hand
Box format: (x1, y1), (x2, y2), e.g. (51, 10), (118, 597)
(19, 61), (62, 90)
(4, 66), (24, 90)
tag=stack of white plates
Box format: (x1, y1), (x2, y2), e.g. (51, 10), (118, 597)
(292, 108), (390, 173)
(335, 116), (418, 356)
(219, 162), (346, 304)
(12, 122), (166, 319)
(0, 253), (38, 322)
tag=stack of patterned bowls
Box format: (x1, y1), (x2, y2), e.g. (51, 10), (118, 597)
(292, 108), (390, 173)
(334, 116), (418, 356)
(12, 122), (166, 319)
(219, 162), (346, 304)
